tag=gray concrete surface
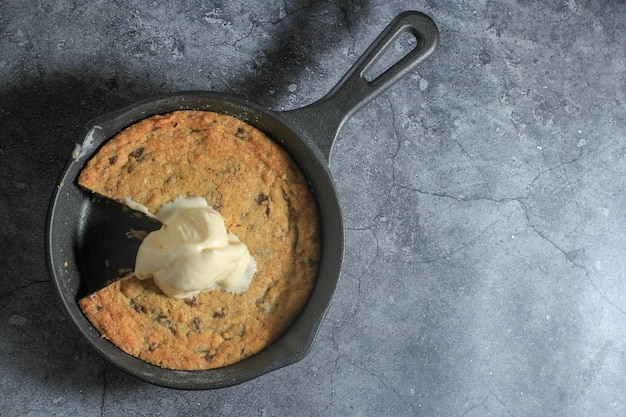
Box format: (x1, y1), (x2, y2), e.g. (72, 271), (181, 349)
(1, 1), (624, 415)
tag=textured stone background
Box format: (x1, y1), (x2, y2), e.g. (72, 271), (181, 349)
(1, 1), (624, 415)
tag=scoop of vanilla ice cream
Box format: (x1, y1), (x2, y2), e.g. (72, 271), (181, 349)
(132, 196), (256, 298)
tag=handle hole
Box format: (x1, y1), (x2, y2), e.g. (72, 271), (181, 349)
(363, 31), (418, 83)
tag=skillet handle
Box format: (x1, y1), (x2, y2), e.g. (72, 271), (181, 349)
(279, 11), (439, 161)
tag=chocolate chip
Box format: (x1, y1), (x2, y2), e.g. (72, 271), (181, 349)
(129, 147), (144, 159)
(255, 193), (269, 205)
(192, 317), (200, 331)
(108, 155), (117, 165)
(130, 300), (145, 313)
(235, 126), (247, 139)
(184, 297), (198, 307)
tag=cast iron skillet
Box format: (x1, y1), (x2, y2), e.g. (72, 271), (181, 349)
(46, 11), (438, 390)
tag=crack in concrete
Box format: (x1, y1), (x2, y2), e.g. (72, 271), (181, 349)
(229, 21), (257, 48)
(332, 1), (357, 54)
(570, 339), (613, 406)
(460, 393), (491, 417)
(346, 182), (504, 266)
(349, 360), (419, 415)
(317, 329), (341, 417)
(416, 216), (502, 265)
(490, 389), (515, 417)
(518, 199), (626, 317)
(0, 279), (49, 299)
(330, 228), (378, 326)
(261, 1), (315, 26)
(459, 373), (515, 416)
(383, 99), (625, 316)
(455, 137), (494, 197)
(402, 185), (520, 204)
(100, 364), (108, 417)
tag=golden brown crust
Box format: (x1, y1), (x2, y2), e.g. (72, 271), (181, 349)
(77, 110), (320, 370)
